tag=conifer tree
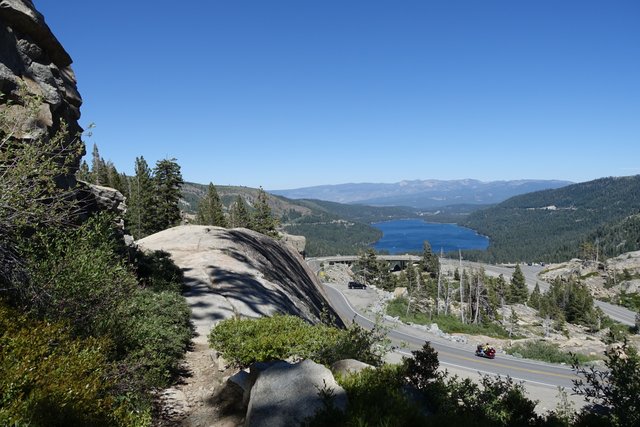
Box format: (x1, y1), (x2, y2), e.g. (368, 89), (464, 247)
(76, 160), (91, 182)
(90, 143), (108, 185)
(354, 249), (379, 286)
(405, 263), (418, 292)
(152, 158), (183, 232)
(251, 187), (278, 237)
(196, 182), (227, 227)
(495, 273), (508, 307)
(419, 240), (440, 278)
(126, 156), (156, 239)
(508, 264), (528, 304)
(229, 196), (251, 228)
(529, 282), (542, 309)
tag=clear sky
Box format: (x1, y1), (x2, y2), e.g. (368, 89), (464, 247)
(37, 1), (640, 190)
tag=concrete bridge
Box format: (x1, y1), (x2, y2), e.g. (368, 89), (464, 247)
(306, 255), (420, 273)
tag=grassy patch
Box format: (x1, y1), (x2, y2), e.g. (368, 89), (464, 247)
(386, 298), (512, 338)
(506, 340), (601, 364)
(617, 292), (640, 312)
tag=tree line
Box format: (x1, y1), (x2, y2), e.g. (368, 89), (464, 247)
(80, 144), (278, 239)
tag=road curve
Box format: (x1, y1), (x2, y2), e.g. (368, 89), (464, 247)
(309, 256), (637, 326)
(323, 284), (579, 389)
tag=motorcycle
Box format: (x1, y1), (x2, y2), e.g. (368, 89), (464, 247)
(475, 346), (496, 359)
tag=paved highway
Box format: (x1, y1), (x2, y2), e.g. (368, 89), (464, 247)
(310, 256), (637, 326)
(324, 283), (579, 389)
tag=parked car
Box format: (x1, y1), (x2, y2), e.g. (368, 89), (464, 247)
(348, 281), (366, 289)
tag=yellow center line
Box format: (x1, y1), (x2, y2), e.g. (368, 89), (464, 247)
(439, 350), (578, 380)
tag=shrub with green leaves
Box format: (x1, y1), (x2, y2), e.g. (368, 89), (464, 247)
(17, 213), (192, 392)
(506, 340), (600, 365)
(18, 213), (138, 335)
(318, 364), (427, 427)
(573, 339), (640, 427)
(0, 302), (146, 426)
(209, 314), (386, 368)
(387, 297), (512, 338)
(113, 290), (192, 388)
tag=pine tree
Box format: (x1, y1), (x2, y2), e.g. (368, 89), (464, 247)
(152, 158), (183, 232)
(508, 264), (529, 304)
(91, 143), (108, 185)
(251, 187), (278, 237)
(125, 156), (156, 239)
(196, 182), (227, 227)
(354, 249), (379, 286)
(419, 240), (440, 278)
(495, 274), (508, 307)
(529, 282), (542, 309)
(105, 161), (126, 195)
(405, 263), (417, 292)
(76, 160), (91, 182)
(229, 196), (251, 228)
(509, 307), (519, 337)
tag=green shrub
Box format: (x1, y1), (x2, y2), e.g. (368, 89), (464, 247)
(209, 315), (386, 368)
(113, 290), (192, 388)
(0, 302), (145, 426)
(387, 298), (512, 338)
(18, 214), (138, 336)
(506, 340), (600, 365)
(573, 339), (640, 427)
(17, 213), (192, 393)
(335, 365), (426, 427)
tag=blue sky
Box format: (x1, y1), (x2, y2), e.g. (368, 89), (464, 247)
(38, 1), (640, 190)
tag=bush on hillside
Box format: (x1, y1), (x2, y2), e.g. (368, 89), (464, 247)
(573, 339), (640, 427)
(387, 297), (512, 338)
(506, 340), (600, 365)
(0, 302), (145, 427)
(112, 290), (192, 388)
(17, 214), (138, 335)
(208, 314), (387, 368)
(17, 213), (192, 392)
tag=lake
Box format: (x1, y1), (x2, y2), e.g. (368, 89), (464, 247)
(371, 219), (489, 254)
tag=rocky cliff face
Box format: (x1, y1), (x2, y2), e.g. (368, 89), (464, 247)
(0, 0), (126, 216)
(0, 0), (82, 156)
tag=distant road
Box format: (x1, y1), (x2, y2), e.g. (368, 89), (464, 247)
(309, 256), (637, 326)
(323, 284), (578, 389)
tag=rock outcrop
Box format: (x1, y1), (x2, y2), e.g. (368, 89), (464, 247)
(0, 0), (123, 219)
(540, 251), (640, 298)
(0, 0), (83, 165)
(245, 359), (347, 427)
(137, 225), (344, 342)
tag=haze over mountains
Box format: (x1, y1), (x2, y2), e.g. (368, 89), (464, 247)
(272, 179), (572, 209)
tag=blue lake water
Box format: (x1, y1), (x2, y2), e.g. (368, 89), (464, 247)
(372, 219), (489, 254)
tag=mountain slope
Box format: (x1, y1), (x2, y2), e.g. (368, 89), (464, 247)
(462, 175), (640, 263)
(180, 183), (396, 256)
(271, 179), (572, 209)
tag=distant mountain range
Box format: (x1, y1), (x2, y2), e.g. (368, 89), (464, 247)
(271, 179), (572, 209)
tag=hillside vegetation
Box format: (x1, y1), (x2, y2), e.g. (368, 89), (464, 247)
(181, 182), (399, 256)
(462, 176), (640, 263)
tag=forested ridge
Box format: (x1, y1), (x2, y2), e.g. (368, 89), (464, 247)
(462, 175), (640, 263)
